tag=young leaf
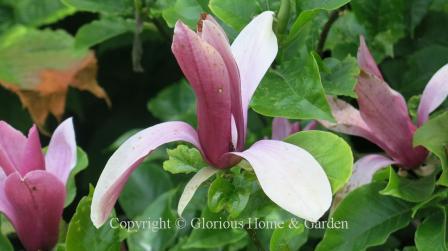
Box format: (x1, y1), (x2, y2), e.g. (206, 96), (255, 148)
(163, 145), (207, 174)
(316, 183), (413, 251)
(317, 55), (360, 98)
(251, 53), (334, 121)
(285, 130), (353, 193)
(379, 168), (436, 203)
(66, 187), (121, 251)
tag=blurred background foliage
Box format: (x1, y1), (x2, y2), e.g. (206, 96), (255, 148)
(0, 0), (447, 250)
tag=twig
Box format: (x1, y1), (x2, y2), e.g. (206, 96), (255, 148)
(317, 10), (339, 57)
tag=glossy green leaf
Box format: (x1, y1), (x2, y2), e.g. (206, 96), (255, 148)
(379, 168), (436, 203)
(270, 220), (308, 251)
(147, 80), (197, 125)
(75, 17), (134, 49)
(183, 208), (247, 249)
(163, 145), (207, 174)
(317, 55), (359, 97)
(65, 147), (89, 207)
(316, 183), (413, 251)
(299, 0), (351, 10)
(251, 53), (334, 121)
(415, 207), (448, 251)
(66, 187), (121, 251)
(127, 190), (178, 251)
(414, 112), (448, 171)
(208, 0), (259, 30)
(160, 0), (205, 28)
(285, 130), (353, 193)
(62, 0), (132, 15)
(118, 160), (173, 218)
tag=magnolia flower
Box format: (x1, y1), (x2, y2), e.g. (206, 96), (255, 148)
(271, 118), (317, 140)
(0, 118), (76, 251)
(321, 36), (448, 192)
(90, 12), (332, 227)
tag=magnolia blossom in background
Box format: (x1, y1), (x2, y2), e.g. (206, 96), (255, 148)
(0, 118), (76, 251)
(90, 11), (332, 228)
(271, 118), (317, 140)
(321, 36), (448, 192)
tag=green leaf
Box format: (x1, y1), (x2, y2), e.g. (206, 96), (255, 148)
(270, 220), (308, 251)
(379, 168), (436, 203)
(127, 190), (178, 251)
(163, 145), (207, 174)
(160, 0), (205, 28)
(147, 80), (197, 125)
(66, 187), (121, 251)
(351, 0), (407, 61)
(316, 183), (413, 251)
(207, 173), (251, 218)
(415, 207), (448, 251)
(405, 0), (433, 37)
(0, 217), (12, 251)
(118, 160), (173, 218)
(62, 0), (132, 15)
(285, 130), (353, 193)
(317, 55), (359, 97)
(414, 112), (448, 171)
(183, 208), (247, 249)
(298, 0), (351, 10)
(287, 9), (321, 43)
(208, 0), (259, 30)
(251, 53), (334, 121)
(10, 0), (75, 27)
(75, 17), (134, 49)
(65, 147), (89, 207)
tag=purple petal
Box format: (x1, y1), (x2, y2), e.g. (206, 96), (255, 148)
(417, 64), (448, 126)
(231, 11), (278, 128)
(5, 170), (65, 251)
(343, 154), (395, 195)
(0, 122), (27, 175)
(358, 36), (383, 79)
(18, 125), (45, 176)
(45, 118), (77, 184)
(271, 118), (300, 140)
(356, 72), (427, 167)
(91, 122), (202, 228)
(230, 140), (332, 222)
(319, 97), (381, 144)
(303, 120), (318, 131)
(172, 21), (232, 167)
(200, 17), (245, 151)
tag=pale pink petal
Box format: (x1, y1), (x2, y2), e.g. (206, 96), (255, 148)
(343, 154), (395, 195)
(271, 118), (300, 140)
(358, 36), (383, 79)
(91, 122), (202, 228)
(172, 21), (232, 167)
(0, 169), (16, 231)
(45, 118), (77, 184)
(231, 11), (278, 127)
(5, 170), (65, 251)
(0, 121), (27, 175)
(201, 18), (245, 150)
(417, 64), (448, 126)
(356, 72), (427, 167)
(18, 125), (45, 176)
(230, 140), (332, 222)
(178, 167), (218, 216)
